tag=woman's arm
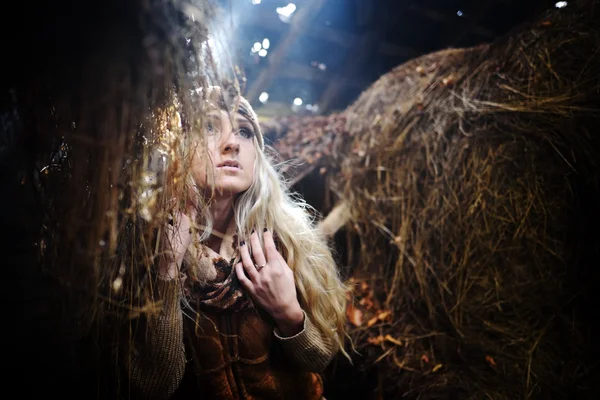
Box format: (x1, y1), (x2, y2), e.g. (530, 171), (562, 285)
(273, 309), (338, 372)
(125, 208), (195, 398)
(127, 278), (186, 400)
(235, 229), (340, 373)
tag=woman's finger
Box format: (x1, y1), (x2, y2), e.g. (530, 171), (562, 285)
(262, 229), (279, 264)
(235, 262), (254, 291)
(239, 240), (260, 281)
(249, 229), (267, 270)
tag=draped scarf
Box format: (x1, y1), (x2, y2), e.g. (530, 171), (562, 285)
(183, 220), (253, 312)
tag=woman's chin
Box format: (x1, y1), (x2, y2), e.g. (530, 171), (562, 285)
(212, 182), (251, 198)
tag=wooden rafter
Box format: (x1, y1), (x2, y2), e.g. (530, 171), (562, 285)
(239, 0), (504, 110)
(238, 6), (418, 59)
(278, 61), (368, 88)
(317, 0), (409, 113)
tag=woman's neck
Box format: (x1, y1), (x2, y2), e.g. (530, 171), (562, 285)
(211, 197), (234, 233)
(206, 196), (234, 252)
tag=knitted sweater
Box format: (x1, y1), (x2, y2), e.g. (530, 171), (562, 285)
(127, 221), (338, 400)
(127, 279), (336, 400)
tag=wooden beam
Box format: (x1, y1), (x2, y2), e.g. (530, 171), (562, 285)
(244, 0), (327, 102)
(317, 2), (410, 113)
(318, 200), (351, 237)
(237, 6), (418, 58)
(279, 61), (368, 88)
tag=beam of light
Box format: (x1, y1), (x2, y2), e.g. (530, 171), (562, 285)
(252, 0), (261, 5)
(259, 92), (269, 103)
(555, 1), (567, 8)
(262, 38), (270, 49)
(293, 97), (303, 106)
(258, 49), (268, 57)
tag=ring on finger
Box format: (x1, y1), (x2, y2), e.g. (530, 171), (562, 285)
(254, 263), (267, 272)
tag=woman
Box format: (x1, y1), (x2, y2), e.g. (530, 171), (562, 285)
(128, 87), (348, 400)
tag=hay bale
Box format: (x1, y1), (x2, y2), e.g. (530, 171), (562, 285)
(0, 1), (222, 397)
(267, 1), (600, 398)
(263, 113), (348, 186)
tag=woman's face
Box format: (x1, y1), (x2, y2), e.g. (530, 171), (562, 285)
(191, 108), (257, 198)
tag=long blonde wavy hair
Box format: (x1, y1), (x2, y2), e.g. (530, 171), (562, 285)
(181, 89), (350, 358)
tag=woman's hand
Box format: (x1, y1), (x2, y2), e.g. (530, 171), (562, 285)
(235, 229), (305, 336)
(159, 204), (197, 280)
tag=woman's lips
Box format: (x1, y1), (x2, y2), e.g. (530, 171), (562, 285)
(217, 160), (241, 169)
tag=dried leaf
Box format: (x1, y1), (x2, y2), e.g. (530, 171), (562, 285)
(421, 354), (430, 363)
(367, 335), (385, 345)
(384, 335), (402, 346)
(377, 311), (391, 321)
(442, 75), (456, 86)
(367, 316), (379, 327)
(485, 355), (496, 367)
(432, 364), (443, 372)
(359, 297), (374, 309)
(346, 304), (363, 327)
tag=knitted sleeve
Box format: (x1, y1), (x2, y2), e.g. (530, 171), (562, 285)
(127, 278), (186, 400)
(273, 310), (338, 373)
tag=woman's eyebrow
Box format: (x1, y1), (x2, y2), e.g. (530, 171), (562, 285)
(235, 116), (253, 127)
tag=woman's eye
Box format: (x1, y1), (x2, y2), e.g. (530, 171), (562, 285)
(205, 120), (217, 135)
(238, 127), (254, 139)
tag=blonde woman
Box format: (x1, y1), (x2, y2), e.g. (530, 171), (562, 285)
(128, 88), (348, 400)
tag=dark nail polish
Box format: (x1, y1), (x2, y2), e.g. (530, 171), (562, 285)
(251, 229), (255, 234)
(240, 240), (246, 246)
(263, 228), (268, 232)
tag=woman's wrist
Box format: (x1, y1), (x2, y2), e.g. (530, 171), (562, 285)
(274, 303), (305, 337)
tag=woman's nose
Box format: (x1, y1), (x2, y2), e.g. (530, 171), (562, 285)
(221, 131), (240, 154)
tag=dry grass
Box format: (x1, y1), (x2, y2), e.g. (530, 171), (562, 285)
(266, 1), (600, 398)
